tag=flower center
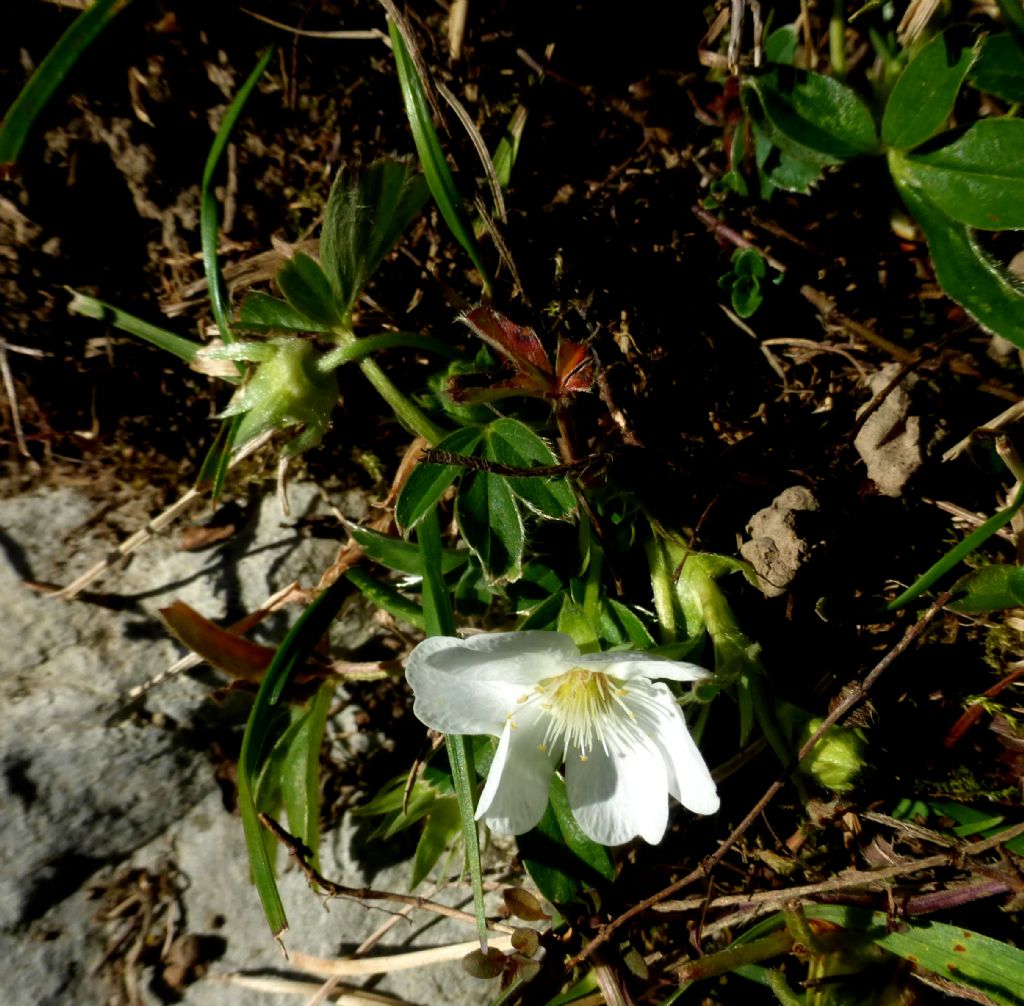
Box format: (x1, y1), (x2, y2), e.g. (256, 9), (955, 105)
(531, 667), (637, 760)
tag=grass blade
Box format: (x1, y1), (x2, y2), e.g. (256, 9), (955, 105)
(67, 289), (204, 365)
(417, 508), (489, 950)
(386, 19), (493, 293)
(237, 577), (349, 938)
(201, 47), (275, 344)
(0, 0), (133, 173)
(888, 480), (1024, 609)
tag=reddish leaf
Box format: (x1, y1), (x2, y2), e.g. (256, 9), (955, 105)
(456, 304), (593, 406)
(462, 304), (551, 378)
(160, 601), (279, 683)
(555, 337), (593, 394)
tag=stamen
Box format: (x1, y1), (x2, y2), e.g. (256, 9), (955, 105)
(530, 667), (644, 759)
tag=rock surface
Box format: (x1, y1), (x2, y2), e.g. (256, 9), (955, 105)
(740, 486), (821, 598)
(0, 485), (496, 1005)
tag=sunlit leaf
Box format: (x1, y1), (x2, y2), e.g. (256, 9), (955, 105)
(388, 21), (492, 290)
(483, 419), (576, 519)
(948, 564), (1024, 612)
(741, 67), (878, 165)
(320, 158), (428, 319)
(237, 577), (349, 937)
(201, 48), (274, 345)
(67, 290), (204, 366)
(455, 468), (525, 581)
(900, 119), (1024, 230)
(882, 27), (977, 150)
(890, 160), (1024, 351)
(348, 523), (469, 577)
(396, 427), (483, 531)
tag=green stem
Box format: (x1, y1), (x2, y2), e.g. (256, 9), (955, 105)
(416, 509), (487, 951)
(829, 0), (847, 79)
(646, 534), (678, 644)
(357, 355), (447, 445)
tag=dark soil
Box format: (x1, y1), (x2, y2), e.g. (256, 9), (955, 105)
(3, 2), (1023, 1004)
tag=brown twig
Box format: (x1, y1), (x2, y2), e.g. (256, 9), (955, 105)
(567, 590), (954, 969)
(653, 821), (1024, 919)
(258, 814), (517, 936)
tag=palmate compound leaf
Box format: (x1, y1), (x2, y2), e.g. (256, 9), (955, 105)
(395, 427), (484, 531)
(319, 158), (429, 321)
(483, 418), (577, 519)
(890, 153), (1024, 349)
(741, 66), (878, 166)
(455, 467), (524, 582)
(882, 26), (979, 151)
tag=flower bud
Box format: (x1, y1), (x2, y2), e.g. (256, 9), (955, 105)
(222, 338), (337, 456)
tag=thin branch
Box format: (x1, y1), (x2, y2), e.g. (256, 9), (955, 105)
(259, 814), (517, 936)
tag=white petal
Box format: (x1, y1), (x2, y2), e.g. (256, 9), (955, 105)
(406, 632), (577, 736)
(476, 715), (559, 835)
(575, 651), (711, 683)
(565, 734), (669, 845)
(622, 678), (720, 816)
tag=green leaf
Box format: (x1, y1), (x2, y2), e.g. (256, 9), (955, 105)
(237, 577), (349, 937)
(343, 568), (425, 629)
(752, 125), (826, 195)
(924, 799), (1024, 854)
(410, 797), (461, 889)
(887, 467), (1024, 608)
(66, 290), (204, 366)
(0, 0), (133, 172)
(518, 776), (614, 906)
(741, 67), (878, 165)
(882, 27), (977, 150)
(996, 0), (1024, 50)
(201, 48), (274, 345)
(276, 253), (341, 329)
(387, 21), (492, 292)
(763, 26), (798, 66)
(890, 155), (1024, 350)
(279, 683), (333, 868)
(353, 764), (453, 823)
(731, 275), (764, 318)
(320, 158), (428, 319)
(603, 599), (656, 648)
(948, 564), (1024, 613)
(396, 427), (484, 531)
(875, 921), (1024, 1006)
(348, 523), (469, 577)
(196, 413), (242, 499)
(239, 292), (330, 333)
(900, 119), (1024, 230)
(455, 469), (525, 581)
(970, 32), (1024, 103)
(483, 419), (577, 519)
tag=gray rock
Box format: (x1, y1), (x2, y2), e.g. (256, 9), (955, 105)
(0, 484), (497, 1005)
(854, 365), (922, 498)
(740, 486), (821, 598)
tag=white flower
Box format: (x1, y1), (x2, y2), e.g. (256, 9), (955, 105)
(405, 631), (719, 846)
